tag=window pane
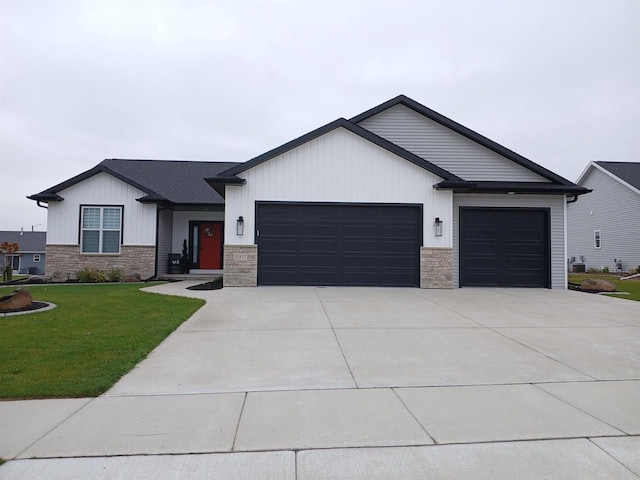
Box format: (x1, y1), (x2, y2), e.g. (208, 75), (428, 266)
(103, 208), (121, 230)
(102, 231), (120, 253)
(82, 230), (100, 252)
(82, 208), (100, 229)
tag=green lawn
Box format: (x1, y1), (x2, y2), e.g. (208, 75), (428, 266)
(569, 273), (640, 302)
(0, 283), (204, 399)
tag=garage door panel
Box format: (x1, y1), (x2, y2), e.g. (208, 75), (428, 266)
(257, 203), (420, 286)
(260, 238), (298, 251)
(460, 208), (549, 288)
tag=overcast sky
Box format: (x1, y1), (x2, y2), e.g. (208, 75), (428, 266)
(1, 0), (639, 231)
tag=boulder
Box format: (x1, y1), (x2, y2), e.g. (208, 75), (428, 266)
(581, 278), (616, 292)
(0, 289), (33, 311)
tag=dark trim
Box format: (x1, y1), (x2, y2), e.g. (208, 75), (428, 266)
(27, 193), (63, 202)
(437, 180), (591, 195)
(78, 204), (125, 252)
(351, 95), (579, 186)
(204, 176), (247, 198)
(458, 206), (551, 289)
(30, 163), (161, 202)
(218, 118), (464, 183)
(153, 207), (160, 278)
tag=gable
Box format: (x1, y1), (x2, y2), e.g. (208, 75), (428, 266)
(237, 127), (448, 203)
(357, 103), (550, 183)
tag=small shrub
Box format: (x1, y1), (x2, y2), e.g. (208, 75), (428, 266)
(602, 266), (610, 274)
(587, 267), (599, 273)
(2, 265), (12, 282)
(76, 268), (106, 283)
(107, 268), (124, 282)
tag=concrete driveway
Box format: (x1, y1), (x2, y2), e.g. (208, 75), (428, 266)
(2, 284), (640, 479)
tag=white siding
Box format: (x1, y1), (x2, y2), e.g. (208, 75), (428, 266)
(358, 104), (549, 182)
(224, 127), (453, 247)
(568, 168), (640, 272)
(171, 211), (224, 253)
(453, 194), (567, 289)
(47, 172), (157, 245)
(156, 209), (173, 275)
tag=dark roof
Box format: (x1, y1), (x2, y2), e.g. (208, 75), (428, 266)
(216, 118), (465, 183)
(595, 161), (640, 191)
(29, 159), (241, 205)
(351, 95), (579, 187)
(0, 231), (46, 252)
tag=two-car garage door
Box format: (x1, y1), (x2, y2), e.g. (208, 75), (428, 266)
(256, 203), (421, 286)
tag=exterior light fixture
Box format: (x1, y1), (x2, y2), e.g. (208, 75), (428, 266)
(236, 216), (244, 236)
(434, 217), (443, 237)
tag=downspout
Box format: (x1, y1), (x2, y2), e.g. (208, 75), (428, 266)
(566, 195), (579, 203)
(36, 201), (48, 209)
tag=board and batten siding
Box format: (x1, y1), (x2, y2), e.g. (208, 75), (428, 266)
(46, 172), (157, 246)
(224, 127), (453, 247)
(358, 104), (549, 182)
(453, 194), (567, 289)
(156, 209), (173, 275)
(568, 168), (640, 272)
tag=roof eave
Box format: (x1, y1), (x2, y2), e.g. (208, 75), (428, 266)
(436, 181), (591, 195)
(27, 193), (63, 202)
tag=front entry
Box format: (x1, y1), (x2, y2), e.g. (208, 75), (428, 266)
(190, 221), (223, 269)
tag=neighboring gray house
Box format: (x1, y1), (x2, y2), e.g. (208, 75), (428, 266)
(568, 161), (640, 273)
(0, 231), (47, 275)
(31, 95), (589, 288)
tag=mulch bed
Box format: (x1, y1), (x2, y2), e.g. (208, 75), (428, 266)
(0, 301), (50, 314)
(187, 278), (223, 291)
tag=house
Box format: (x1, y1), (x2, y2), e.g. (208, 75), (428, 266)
(28, 160), (239, 279)
(29, 95), (588, 288)
(0, 231), (47, 275)
(568, 161), (640, 273)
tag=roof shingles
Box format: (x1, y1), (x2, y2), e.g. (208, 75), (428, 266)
(595, 161), (640, 191)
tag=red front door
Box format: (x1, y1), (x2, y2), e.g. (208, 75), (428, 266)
(199, 223), (222, 269)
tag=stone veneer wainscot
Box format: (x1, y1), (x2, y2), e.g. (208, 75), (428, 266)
(420, 247), (453, 289)
(223, 244), (258, 287)
(45, 244), (155, 280)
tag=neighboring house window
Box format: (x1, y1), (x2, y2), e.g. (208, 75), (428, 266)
(81, 206), (122, 253)
(594, 230), (601, 249)
(33, 254), (41, 262)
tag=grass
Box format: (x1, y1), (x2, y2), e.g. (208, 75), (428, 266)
(568, 273), (640, 302)
(0, 283), (204, 399)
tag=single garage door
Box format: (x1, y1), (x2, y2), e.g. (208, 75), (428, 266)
(459, 208), (550, 288)
(256, 203), (421, 286)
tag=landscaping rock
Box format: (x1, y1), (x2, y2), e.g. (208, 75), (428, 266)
(581, 278), (616, 292)
(0, 289), (33, 311)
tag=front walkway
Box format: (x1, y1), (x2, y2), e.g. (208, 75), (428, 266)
(2, 284), (639, 478)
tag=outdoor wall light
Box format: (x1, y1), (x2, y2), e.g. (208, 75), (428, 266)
(236, 216), (244, 236)
(434, 217), (443, 237)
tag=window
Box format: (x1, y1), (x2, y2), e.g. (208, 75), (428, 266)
(33, 254), (41, 262)
(81, 206), (122, 253)
(594, 230), (601, 249)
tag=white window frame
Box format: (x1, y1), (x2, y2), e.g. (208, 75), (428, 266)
(81, 205), (123, 254)
(594, 230), (601, 249)
(33, 254), (41, 262)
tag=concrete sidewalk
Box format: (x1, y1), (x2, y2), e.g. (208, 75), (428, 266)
(2, 284), (639, 478)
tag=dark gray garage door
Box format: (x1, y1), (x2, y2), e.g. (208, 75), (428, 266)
(459, 208), (550, 288)
(256, 203), (421, 286)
